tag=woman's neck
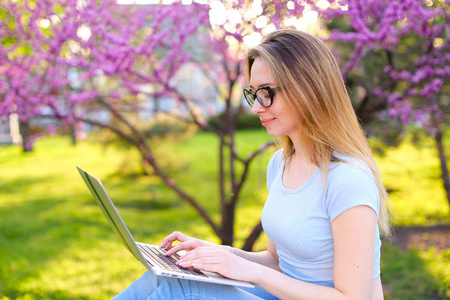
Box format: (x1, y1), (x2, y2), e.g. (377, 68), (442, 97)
(283, 149), (319, 190)
(288, 135), (315, 167)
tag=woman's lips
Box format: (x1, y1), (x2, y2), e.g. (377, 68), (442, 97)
(261, 118), (275, 127)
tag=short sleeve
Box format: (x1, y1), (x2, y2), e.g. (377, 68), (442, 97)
(324, 164), (380, 222)
(266, 149), (283, 191)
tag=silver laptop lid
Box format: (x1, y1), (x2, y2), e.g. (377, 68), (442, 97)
(77, 166), (150, 268)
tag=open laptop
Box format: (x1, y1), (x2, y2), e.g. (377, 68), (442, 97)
(76, 166), (254, 288)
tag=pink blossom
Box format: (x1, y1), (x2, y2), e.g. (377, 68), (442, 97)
(1, 0), (448, 149)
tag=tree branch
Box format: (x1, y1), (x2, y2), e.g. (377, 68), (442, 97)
(242, 221), (263, 251)
(231, 141), (274, 206)
(75, 113), (221, 236)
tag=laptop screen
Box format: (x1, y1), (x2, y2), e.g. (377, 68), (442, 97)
(77, 166), (148, 266)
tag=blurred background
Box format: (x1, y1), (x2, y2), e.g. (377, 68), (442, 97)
(0, 0), (449, 299)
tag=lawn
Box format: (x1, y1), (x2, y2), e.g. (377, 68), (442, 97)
(0, 129), (449, 299)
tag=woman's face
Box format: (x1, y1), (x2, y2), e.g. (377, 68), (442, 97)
(250, 57), (299, 140)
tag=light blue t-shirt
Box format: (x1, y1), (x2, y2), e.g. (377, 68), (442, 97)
(261, 149), (381, 287)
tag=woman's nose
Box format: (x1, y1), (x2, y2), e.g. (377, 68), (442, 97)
(251, 99), (267, 114)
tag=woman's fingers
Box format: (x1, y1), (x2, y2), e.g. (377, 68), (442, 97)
(160, 232), (209, 256)
(176, 246), (250, 281)
(159, 232), (219, 256)
(178, 251), (220, 268)
(159, 231), (190, 249)
(179, 257), (222, 272)
(165, 239), (200, 256)
(177, 246), (226, 266)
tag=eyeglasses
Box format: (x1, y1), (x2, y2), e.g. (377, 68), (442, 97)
(243, 86), (280, 108)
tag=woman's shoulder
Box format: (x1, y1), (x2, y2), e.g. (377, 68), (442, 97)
(329, 152), (372, 176)
(325, 152), (380, 219)
(327, 152), (377, 191)
(268, 148), (284, 165)
(273, 148), (284, 160)
(266, 149), (284, 185)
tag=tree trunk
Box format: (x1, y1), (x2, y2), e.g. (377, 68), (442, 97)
(221, 201), (235, 246)
(19, 120), (32, 152)
(433, 124), (450, 210)
(70, 123), (77, 146)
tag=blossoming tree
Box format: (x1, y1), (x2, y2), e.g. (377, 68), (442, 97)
(1, 0), (449, 249)
(319, 0), (450, 210)
(0, 0), (278, 248)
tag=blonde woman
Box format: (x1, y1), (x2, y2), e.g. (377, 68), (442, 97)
(113, 29), (391, 300)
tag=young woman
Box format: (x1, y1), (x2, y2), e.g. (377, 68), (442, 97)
(113, 29), (391, 300)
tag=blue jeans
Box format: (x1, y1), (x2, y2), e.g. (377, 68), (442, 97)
(111, 271), (279, 299)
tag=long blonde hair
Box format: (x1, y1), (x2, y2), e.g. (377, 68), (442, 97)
(246, 29), (392, 238)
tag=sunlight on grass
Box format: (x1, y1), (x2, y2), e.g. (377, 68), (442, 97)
(375, 136), (449, 226)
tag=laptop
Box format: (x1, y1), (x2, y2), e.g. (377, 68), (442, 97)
(76, 166), (254, 288)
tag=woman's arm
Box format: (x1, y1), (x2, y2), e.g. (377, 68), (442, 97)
(161, 231), (280, 270)
(230, 239), (281, 271)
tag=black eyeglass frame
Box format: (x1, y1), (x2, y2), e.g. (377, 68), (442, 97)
(243, 86), (281, 108)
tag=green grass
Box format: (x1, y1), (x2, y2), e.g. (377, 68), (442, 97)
(373, 133), (450, 299)
(0, 129), (449, 299)
(375, 134), (450, 225)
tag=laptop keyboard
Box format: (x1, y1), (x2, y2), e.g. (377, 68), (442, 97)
(138, 244), (207, 277)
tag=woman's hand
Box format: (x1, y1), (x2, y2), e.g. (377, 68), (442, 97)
(176, 245), (259, 283)
(159, 231), (259, 283)
(159, 231), (219, 256)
